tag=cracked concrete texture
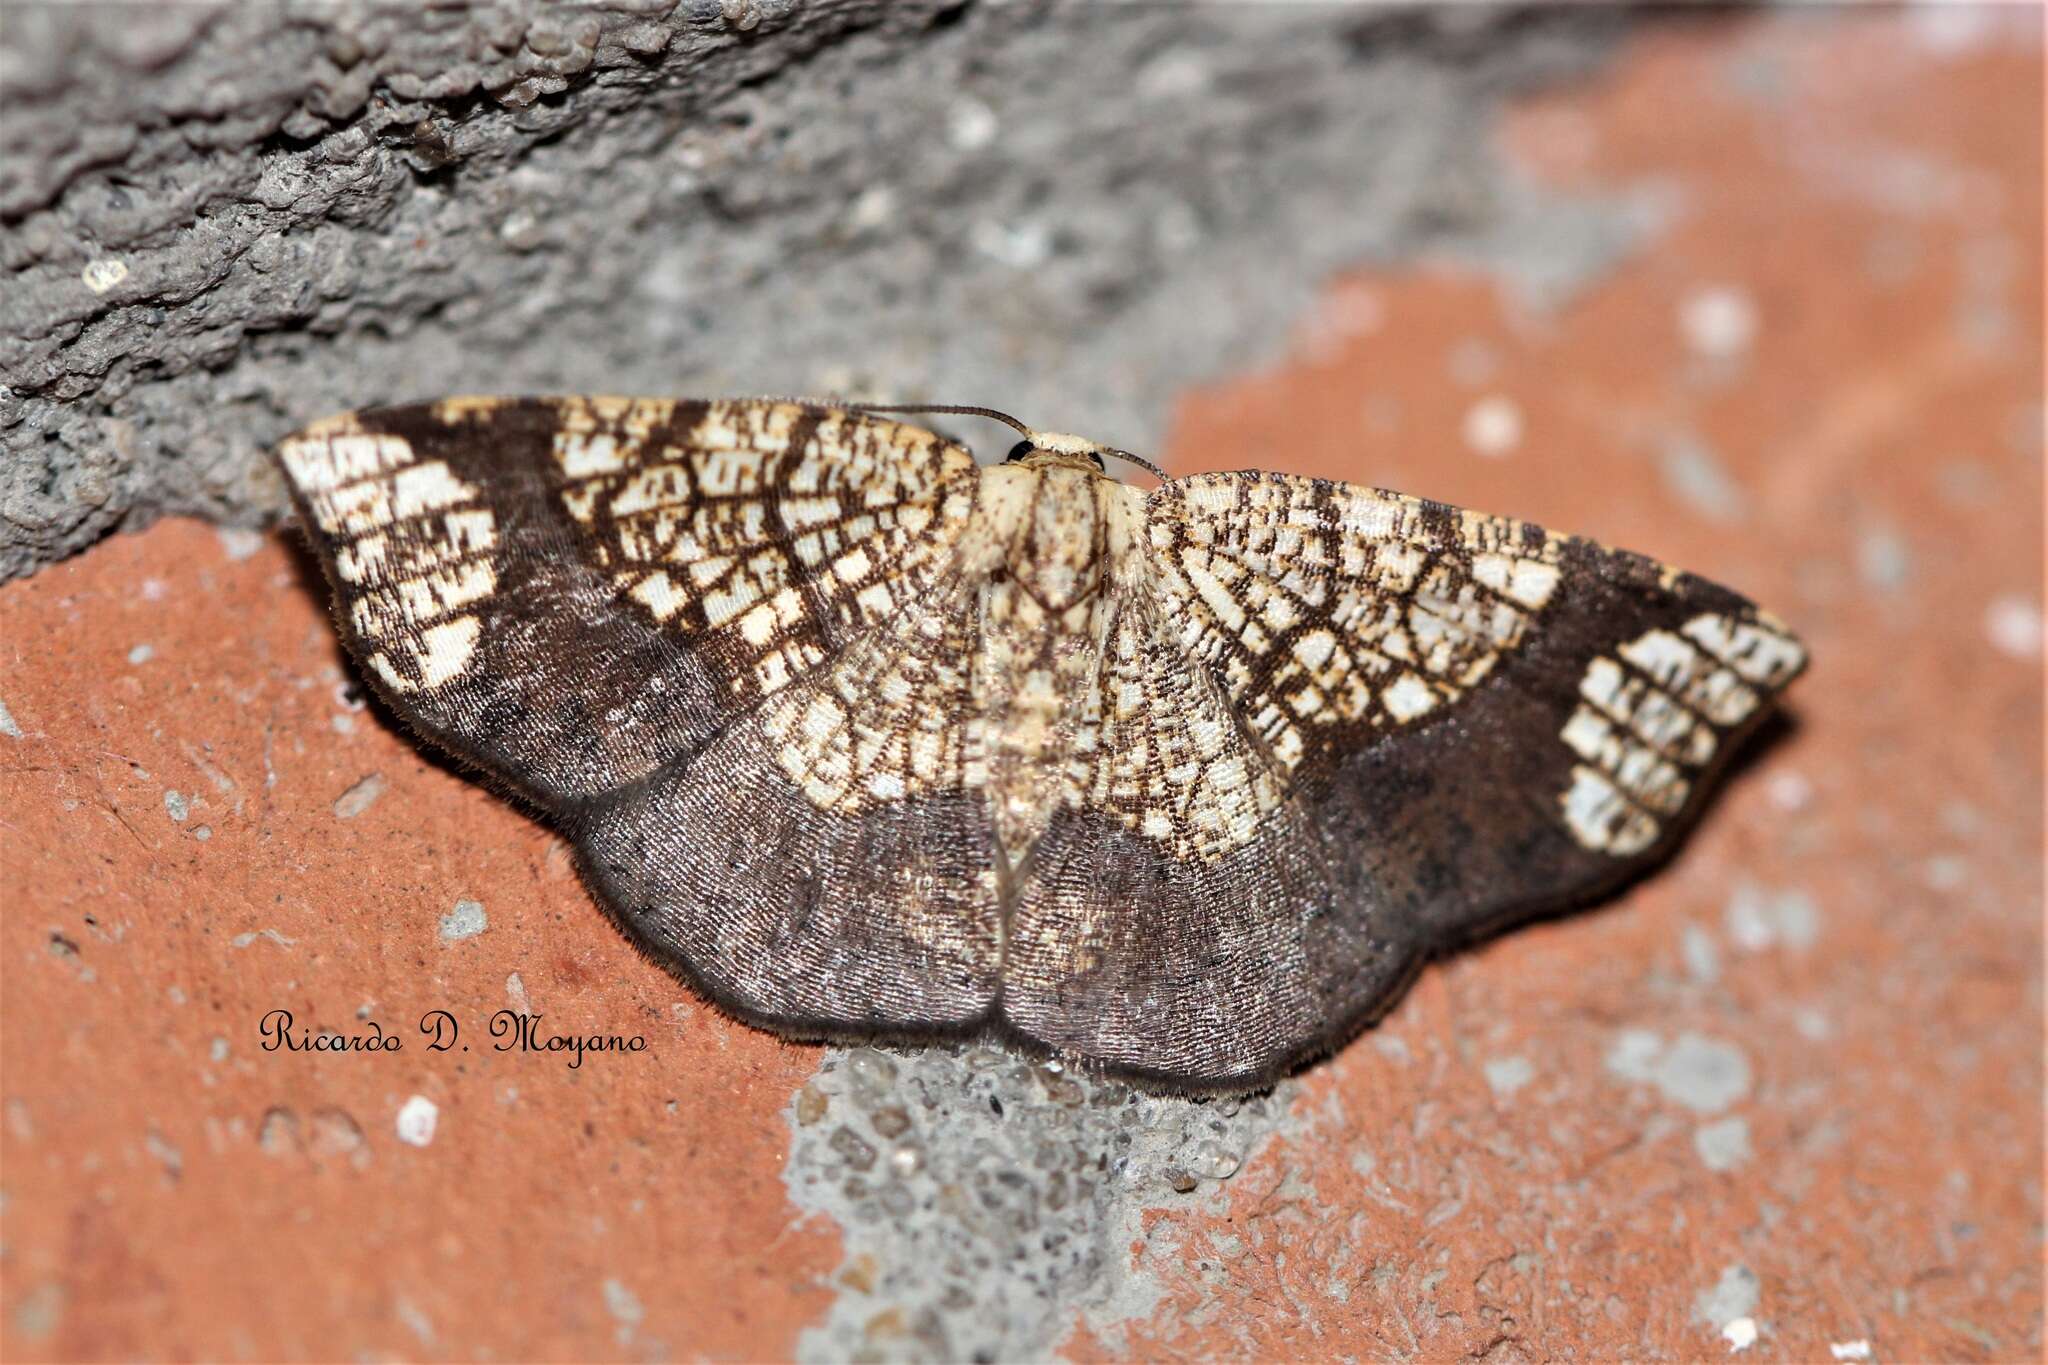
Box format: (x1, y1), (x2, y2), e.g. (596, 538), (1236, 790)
(0, 0), (1636, 583)
(784, 1045), (1294, 1362)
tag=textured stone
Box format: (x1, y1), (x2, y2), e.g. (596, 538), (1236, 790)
(0, 1), (1632, 582)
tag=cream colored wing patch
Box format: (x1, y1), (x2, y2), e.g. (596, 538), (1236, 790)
(1559, 610), (1808, 855)
(546, 397), (979, 708)
(759, 570), (983, 812)
(1145, 472), (1562, 782)
(1081, 581), (1288, 863)
(276, 417), (498, 694)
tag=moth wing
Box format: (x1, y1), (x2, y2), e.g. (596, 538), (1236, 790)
(579, 569), (1005, 1031)
(276, 396), (1003, 1029)
(1002, 471), (1805, 1087)
(1000, 580), (1414, 1087)
(274, 396), (976, 806)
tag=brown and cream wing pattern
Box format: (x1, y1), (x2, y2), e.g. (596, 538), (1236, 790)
(276, 400), (1807, 1086)
(275, 396), (980, 808)
(1143, 469), (1806, 940)
(993, 471), (1804, 1085)
(275, 397), (1006, 1036)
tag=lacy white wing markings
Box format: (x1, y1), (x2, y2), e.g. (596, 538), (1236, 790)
(547, 397), (980, 708)
(1142, 473), (1563, 780)
(1081, 579), (1290, 864)
(277, 420), (500, 694)
(1138, 474), (1812, 865)
(759, 563), (984, 813)
(1558, 611), (1808, 855)
(281, 403), (1803, 876)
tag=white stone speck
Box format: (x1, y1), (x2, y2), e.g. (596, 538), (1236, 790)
(1660, 432), (1748, 522)
(1723, 1316), (1759, 1352)
(1911, 2), (1996, 54)
(1297, 280), (1384, 361)
(1767, 770), (1813, 812)
(0, 697), (21, 739)
(969, 218), (1050, 270)
(1660, 1034), (1753, 1113)
(1324, 281), (1385, 338)
(1462, 395), (1522, 458)
(1724, 880), (1820, 951)
(127, 643), (154, 665)
(164, 790), (189, 822)
(439, 899), (487, 942)
(1696, 1263), (1761, 1333)
(332, 772), (385, 820)
(1683, 924), (1721, 984)
(498, 210), (543, 250)
(848, 184), (896, 231)
(602, 1277), (643, 1340)
(395, 1095), (438, 1146)
(1829, 1341), (1872, 1361)
(216, 526), (265, 561)
(1679, 285), (1758, 359)
(947, 97), (998, 151)
(1694, 1115), (1752, 1171)
(1186, 1138), (1240, 1179)
(1984, 595), (2042, 658)
(1136, 48), (1212, 100)
(81, 258), (129, 293)
(1483, 1055), (1535, 1098)
(395, 1295), (436, 1348)
(1609, 1030), (1752, 1113)
(1606, 1027), (1664, 1081)
(1856, 524), (1912, 590)
(1921, 855), (1968, 891)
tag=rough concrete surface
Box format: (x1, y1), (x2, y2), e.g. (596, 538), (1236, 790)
(0, 0), (1631, 584)
(2, 5), (2044, 1363)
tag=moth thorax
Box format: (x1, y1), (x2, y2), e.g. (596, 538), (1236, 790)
(986, 463), (1107, 613)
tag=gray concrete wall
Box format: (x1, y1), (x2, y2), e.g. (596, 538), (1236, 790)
(1, 0), (1641, 584)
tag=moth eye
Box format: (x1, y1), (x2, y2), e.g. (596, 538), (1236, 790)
(1004, 439), (1036, 463)
(1087, 450), (1106, 471)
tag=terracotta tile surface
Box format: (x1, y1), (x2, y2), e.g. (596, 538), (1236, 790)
(1111, 14), (2044, 1362)
(3, 10), (2041, 1362)
(0, 510), (843, 1358)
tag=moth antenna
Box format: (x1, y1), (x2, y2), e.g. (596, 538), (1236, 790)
(742, 397), (1170, 482)
(852, 404), (1170, 483)
(839, 402), (1035, 438)
(1098, 446), (1168, 482)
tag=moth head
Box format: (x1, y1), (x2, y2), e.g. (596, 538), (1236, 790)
(835, 402), (1166, 482)
(1005, 431), (1109, 474)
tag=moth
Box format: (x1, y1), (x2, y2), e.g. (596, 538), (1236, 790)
(274, 396), (1806, 1089)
